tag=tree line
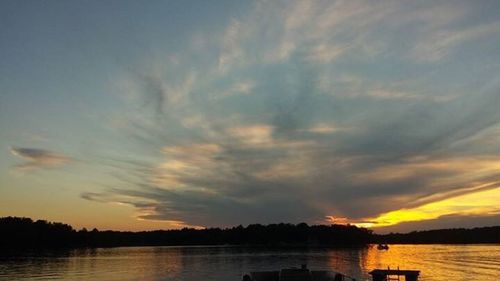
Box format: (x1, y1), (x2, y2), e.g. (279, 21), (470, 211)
(0, 217), (371, 248)
(1, 216), (498, 249)
(376, 226), (500, 244)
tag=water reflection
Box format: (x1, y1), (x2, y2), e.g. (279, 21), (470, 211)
(362, 244), (500, 281)
(0, 245), (499, 281)
(325, 247), (367, 279)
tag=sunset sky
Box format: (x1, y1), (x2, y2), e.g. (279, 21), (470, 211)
(1, 0), (500, 233)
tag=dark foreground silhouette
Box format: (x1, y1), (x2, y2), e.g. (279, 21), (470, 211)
(0, 216), (498, 249)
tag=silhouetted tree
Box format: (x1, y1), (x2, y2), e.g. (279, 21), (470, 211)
(1, 216), (498, 249)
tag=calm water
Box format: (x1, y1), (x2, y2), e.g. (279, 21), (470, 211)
(1, 244), (499, 281)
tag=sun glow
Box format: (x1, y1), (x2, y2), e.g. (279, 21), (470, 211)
(353, 185), (500, 228)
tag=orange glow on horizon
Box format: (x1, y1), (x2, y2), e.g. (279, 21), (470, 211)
(350, 185), (500, 229)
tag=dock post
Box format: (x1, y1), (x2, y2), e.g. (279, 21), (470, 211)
(370, 273), (386, 281)
(405, 274), (418, 281)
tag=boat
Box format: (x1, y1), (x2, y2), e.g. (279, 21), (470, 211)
(241, 265), (420, 281)
(370, 267), (420, 281)
(377, 244), (389, 250)
(241, 264), (356, 281)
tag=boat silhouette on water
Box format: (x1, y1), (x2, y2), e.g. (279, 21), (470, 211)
(377, 244), (389, 250)
(241, 265), (420, 281)
(241, 264), (356, 281)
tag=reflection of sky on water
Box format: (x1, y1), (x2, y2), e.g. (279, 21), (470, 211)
(1, 245), (499, 281)
(363, 244), (500, 280)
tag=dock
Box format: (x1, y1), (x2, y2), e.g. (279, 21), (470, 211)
(242, 265), (356, 281)
(242, 265), (420, 281)
(369, 268), (420, 281)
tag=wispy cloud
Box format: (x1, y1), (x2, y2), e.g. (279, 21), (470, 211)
(10, 147), (71, 172)
(410, 20), (500, 63)
(80, 0), (500, 230)
(307, 123), (340, 134)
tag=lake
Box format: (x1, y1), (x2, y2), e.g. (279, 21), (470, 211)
(1, 244), (499, 280)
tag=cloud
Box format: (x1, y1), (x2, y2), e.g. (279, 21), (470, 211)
(81, 0), (500, 230)
(306, 44), (348, 63)
(359, 185), (500, 231)
(227, 125), (274, 145)
(211, 81), (256, 100)
(307, 123), (340, 134)
(10, 147), (71, 172)
(410, 20), (500, 63)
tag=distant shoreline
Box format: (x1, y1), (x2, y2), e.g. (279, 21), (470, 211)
(1, 217), (499, 250)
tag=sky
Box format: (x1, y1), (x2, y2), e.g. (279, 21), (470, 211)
(1, 0), (500, 233)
